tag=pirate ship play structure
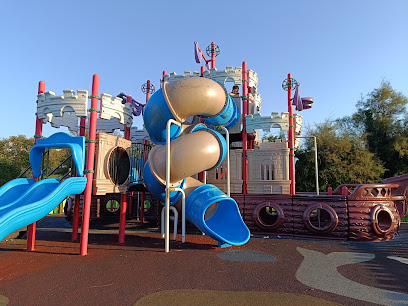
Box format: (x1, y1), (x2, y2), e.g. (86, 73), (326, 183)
(0, 41), (405, 255)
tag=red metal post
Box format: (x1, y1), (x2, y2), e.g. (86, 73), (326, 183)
(288, 73), (295, 195)
(140, 135), (147, 219)
(72, 195), (80, 240)
(80, 74), (99, 256)
(146, 80), (151, 102)
(118, 193), (127, 244)
(124, 95), (131, 140)
(162, 71), (167, 86)
(247, 87), (254, 150)
(198, 67), (205, 182)
(118, 95), (132, 239)
(128, 193), (133, 217)
(138, 86), (151, 223)
(242, 62), (248, 194)
(211, 42), (215, 69)
(27, 80), (46, 251)
(140, 191), (145, 222)
(72, 116), (86, 241)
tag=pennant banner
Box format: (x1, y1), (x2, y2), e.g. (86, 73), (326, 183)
(292, 83), (303, 111)
(194, 42), (203, 64)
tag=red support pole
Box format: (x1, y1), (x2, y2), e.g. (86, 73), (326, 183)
(198, 67), (205, 182)
(247, 87), (254, 150)
(211, 42), (215, 69)
(288, 73), (295, 195)
(146, 80), (151, 102)
(124, 96), (131, 140)
(72, 195), (80, 240)
(327, 187), (333, 195)
(125, 96), (133, 219)
(72, 116), (87, 241)
(162, 71), (167, 86)
(140, 191), (145, 223)
(118, 193), (127, 244)
(242, 62), (248, 195)
(118, 95), (132, 239)
(140, 139), (149, 223)
(27, 80), (46, 251)
(80, 74), (99, 256)
(128, 192), (133, 217)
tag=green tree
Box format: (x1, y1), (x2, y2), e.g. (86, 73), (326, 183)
(351, 81), (408, 177)
(0, 135), (73, 184)
(0, 158), (21, 186)
(296, 121), (386, 192)
(0, 135), (34, 173)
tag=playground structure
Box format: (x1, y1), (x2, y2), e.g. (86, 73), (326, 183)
(0, 41), (406, 256)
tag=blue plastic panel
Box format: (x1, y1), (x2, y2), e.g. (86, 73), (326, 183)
(30, 132), (85, 177)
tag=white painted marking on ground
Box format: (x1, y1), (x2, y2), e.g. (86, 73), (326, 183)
(388, 256), (408, 265)
(296, 247), (408, 305)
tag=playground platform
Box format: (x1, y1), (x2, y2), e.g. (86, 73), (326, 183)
(0, 216), (407, 305)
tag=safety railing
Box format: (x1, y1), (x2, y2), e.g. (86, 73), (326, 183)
(128, 143), (152, 185)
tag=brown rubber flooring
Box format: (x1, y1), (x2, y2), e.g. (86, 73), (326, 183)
(0, 216), (407, 306)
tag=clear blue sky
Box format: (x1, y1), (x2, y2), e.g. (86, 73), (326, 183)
(0, 0), (407, 139)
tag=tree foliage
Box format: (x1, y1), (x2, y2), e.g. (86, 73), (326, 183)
(296, 81), (408, 191)
(351, 81), (408, 177)
(0, 158), (21, 186)
(296, 121), (386, 192)
(0, 135), (72, 185)
(0, 135), (34, 172)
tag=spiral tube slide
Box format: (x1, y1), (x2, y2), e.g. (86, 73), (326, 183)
(143, 77), (250, 246)
(143, 77), (239, 144)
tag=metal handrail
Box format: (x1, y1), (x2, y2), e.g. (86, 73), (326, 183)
(47, 154), (74, 179)
(17, 151), (75, 180)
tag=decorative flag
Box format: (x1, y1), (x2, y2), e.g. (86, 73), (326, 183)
(293, 83), (303, 111)
(117, 92), (145, 116)
(302, 97), (314, 109)
(132, 101), (143, 117)
(194, 42), (203, 64)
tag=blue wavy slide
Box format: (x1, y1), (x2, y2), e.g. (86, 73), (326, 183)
(0, 133), (87, 242)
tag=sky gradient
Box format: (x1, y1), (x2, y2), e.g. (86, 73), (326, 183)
(1, 0), (407, 139)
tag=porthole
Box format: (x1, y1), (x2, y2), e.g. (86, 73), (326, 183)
(143, 195), (154, 215)
(108, 147), (130, 185)
(105, 198), (120, 214)
(253, 203), (285, 231)
(370, 205), (395, 236)
(303, 204), (338, 234)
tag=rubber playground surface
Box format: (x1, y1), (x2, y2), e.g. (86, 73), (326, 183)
(1, 216), (408, 306)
